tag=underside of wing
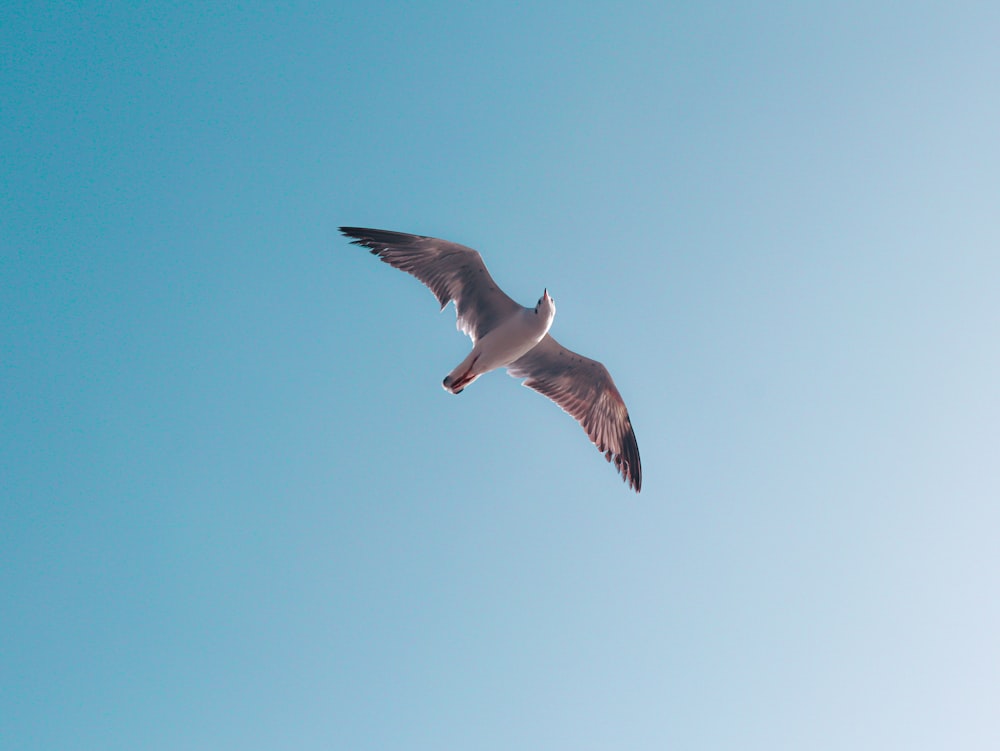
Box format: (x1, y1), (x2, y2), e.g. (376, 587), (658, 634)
(340, 227), (521, 342)
(508, 335), (642, 492)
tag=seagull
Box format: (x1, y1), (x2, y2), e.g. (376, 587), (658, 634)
(340, 227), (642, 492)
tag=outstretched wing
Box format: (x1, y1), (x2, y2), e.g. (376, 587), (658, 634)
(340, 227), (522, 342)
(508, 335), (642, 492)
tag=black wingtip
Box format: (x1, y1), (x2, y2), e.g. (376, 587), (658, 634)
(339, 226), (371, 245)
(339, 227), (429, 247)
(618, 419), (642, 493)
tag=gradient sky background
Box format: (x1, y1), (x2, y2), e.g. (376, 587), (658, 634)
(3, 2), (999, 749)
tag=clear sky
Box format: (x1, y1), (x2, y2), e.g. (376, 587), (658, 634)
(3, 2), (999, 749)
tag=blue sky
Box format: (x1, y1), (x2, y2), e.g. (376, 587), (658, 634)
(3, 1), (999, 748)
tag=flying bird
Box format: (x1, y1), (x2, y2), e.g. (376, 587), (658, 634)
(340, 227), (642, 492)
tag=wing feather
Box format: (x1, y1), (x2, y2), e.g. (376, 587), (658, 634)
(340, 227), (521, 342)
(508, 335), (642, 492)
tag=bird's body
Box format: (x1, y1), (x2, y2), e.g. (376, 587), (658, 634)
(444, 294), (554, 394)
(340, 227), (642, 492)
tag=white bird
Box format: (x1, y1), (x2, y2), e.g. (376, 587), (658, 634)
(340, 227), (642, 492)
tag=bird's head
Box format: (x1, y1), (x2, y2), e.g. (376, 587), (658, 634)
(535, 288), (556, 320)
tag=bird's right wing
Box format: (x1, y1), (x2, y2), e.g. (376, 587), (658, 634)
(340, 227), (522, 343)
(508, 334), (642, 492)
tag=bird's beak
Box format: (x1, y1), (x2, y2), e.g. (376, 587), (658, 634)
(543, 288), (550, 301)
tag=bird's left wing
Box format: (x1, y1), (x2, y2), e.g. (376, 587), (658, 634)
(508, 335), (642, 492)
(340, 227), (521, 342)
